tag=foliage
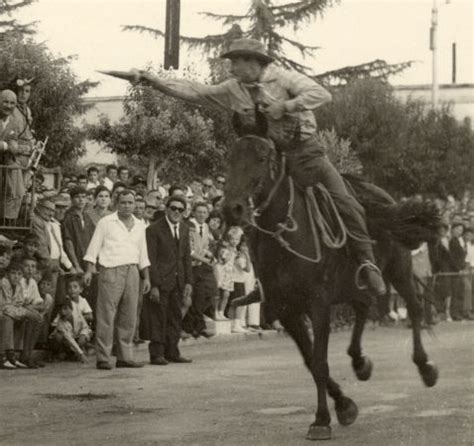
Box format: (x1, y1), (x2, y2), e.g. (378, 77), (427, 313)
(0, 36), (97, 166)
(316, 128), (362, 174)
(0, 0), (35, 38)
(87, 67), (231, 183)
(316, 79), (474, 197)
(124, 0), (336, 75)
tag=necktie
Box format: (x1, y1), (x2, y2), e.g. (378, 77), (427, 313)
(173, 225), (179, 246)
(199, 225), (203, 237)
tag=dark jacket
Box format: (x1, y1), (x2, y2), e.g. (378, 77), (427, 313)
(449, 237), (467, 272)
(146, 216), (193, 292)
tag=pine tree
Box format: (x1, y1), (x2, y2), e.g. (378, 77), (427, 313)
(0, 0), (36, 38)
(123, 0), (412, 81)
(124, 0), (335, 75)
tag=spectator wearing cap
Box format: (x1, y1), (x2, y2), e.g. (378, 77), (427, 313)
(102, 165), (118, 192)
(83, 190), (150, 370)
(52, 194), (71, 223)
(143, 195), (193, 365)
(86, 166), (101, 191)
(62, 187), (95, 275)
(117, 166), (129, 185)
(86, 185), (112, 227)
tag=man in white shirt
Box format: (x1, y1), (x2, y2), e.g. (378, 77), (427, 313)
(84, 190), (151, 370)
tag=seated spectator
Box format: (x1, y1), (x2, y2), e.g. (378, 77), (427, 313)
(1, 260), (43, 368)
(63, 274), (93, 324)
(86, 166), (101, 190)
(49, 300), (90, 363)
(86, 185), (112, 227)
(12, 233), (42, 264)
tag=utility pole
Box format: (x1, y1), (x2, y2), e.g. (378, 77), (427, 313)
(430, 0), (439, 108)
(164, 0), (181, 70)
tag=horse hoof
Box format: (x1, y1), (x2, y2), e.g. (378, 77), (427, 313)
(306, 424), (332, 441)
(336, 397), (359, 426)
(354, 356), (373, 381)
(420, 361), (439, 387)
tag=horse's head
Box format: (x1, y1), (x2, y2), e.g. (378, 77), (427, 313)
(224, 112), (277, 226)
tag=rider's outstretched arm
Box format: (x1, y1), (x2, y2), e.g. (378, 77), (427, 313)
(136, 71), (234, 111)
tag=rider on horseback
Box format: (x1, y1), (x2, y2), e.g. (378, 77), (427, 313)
(132, 38), (386, 297)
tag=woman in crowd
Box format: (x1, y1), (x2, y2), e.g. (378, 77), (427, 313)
(86, 185), (112, 226)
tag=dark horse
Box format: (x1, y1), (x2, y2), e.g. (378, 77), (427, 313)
(223, 116), (440, 441)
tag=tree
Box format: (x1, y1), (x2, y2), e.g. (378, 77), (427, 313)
(316, 78), (474, 197)
(87, 67), (229, 184)
(0, 36), (97, 167)
(0, 0), (36, 38)
(124, 0), (335, 75)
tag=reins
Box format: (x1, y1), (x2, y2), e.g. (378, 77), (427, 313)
(246, 150), (350, 264)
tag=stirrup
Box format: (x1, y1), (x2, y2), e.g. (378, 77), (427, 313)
(354, 261), (383, 291)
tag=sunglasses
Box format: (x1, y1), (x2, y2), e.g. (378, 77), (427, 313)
(203, 184), (212, 188)
(168, 205), (185, 213)
(217, 180), (226, 185)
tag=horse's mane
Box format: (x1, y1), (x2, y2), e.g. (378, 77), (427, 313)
(341, 174), (441, 250)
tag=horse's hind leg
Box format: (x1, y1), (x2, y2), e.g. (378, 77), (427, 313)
(388, 251), (438, 387)
(280, 309), (359, 428)
(347, 300), (373, 381)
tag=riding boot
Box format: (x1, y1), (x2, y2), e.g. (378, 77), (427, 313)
(352, 242), (386, 297)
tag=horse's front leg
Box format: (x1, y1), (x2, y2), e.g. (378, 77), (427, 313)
(390, 266), (438, 387)
(306, 300), (332, 441)
(347, 300), (373, 381)
(279, 309), (359, 428)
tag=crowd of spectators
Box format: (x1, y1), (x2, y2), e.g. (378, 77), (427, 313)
(0, 164), (267, 370)
(388, 192), (474, 326)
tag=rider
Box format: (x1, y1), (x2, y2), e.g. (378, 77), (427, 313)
(131, 38), (386, 297)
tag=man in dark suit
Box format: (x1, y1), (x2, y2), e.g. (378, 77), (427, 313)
(144, 195), (193, 365)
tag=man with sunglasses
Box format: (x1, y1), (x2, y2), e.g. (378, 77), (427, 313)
(144, 195), (193, 365)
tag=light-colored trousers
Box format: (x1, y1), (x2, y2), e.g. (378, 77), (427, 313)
(95, 264), (139, 364)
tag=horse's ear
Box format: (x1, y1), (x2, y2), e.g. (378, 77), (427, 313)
(232, 113), (244, 137)
(255, 109), (268, 137)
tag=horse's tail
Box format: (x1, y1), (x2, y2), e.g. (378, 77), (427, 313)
(343, 174), (441, 249)
(373, 200), (441, 249)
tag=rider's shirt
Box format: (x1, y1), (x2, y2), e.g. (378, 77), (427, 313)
(156, 64), (331, 144)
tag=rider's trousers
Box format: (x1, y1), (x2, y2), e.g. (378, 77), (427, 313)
(283, 137), (375, 264)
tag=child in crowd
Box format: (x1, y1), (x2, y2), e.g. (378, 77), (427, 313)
(226, 227), (251, 333)
(1, 261), (43, 369)
(213, 242), (234, 321)
(37, 272), (55, 344)
(50, 300), (90, 363)
(58, 274), (93, 325)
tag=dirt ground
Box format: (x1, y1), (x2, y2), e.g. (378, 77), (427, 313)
(0, 322), (472, 445)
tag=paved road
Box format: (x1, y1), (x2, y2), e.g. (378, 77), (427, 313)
(0, 322), (472, 445)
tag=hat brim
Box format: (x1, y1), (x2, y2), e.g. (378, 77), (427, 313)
(220, 49), (273, 64)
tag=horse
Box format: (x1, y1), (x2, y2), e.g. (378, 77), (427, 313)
(223, 114), (440, 441)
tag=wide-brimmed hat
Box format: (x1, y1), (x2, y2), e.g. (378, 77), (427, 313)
(220, 38), (274, 64)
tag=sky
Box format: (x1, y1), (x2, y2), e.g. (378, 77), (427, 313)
(16, 0), (474, 97)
